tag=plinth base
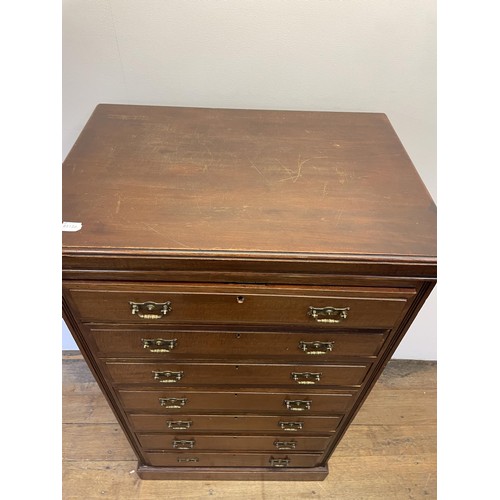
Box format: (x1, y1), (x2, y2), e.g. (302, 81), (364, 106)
(136, 462), (329, 481)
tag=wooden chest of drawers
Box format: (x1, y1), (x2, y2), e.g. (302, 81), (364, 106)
(62, 104), (436, 480)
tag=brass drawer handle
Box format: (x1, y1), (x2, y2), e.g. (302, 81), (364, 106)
(284, 399), (311, 411)
(159, 397), (187, 409)
(177, 457), (199, 463)
(142, 338), (177, 352)
(279, 421), (304, 431)
(269, 457), (290, 468)
(173, 439), (195, 450)
(153, 370), (184, 383)
(308, 306), (349, 323)
(291, 372), (322, 385)
(274, 440), (297, 450)
(299, 340), (334, 355)
(130, 301), (172, 319)
(167, 420), (192, 430)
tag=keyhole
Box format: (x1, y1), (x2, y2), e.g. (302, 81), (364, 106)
(236, 296), (245, 304)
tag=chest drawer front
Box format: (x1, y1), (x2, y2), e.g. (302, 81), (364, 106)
(127, 414), (342, 434)
(88, 328), (388, 358)
(105, 361), (370, 387)
(137, 433), (331, 451)
(143, 451), (323, 468)
(118, 389), (356, 414)
(65, 283), (412, 328)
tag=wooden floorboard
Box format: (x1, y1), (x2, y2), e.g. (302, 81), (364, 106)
(62, 354), (436, 499)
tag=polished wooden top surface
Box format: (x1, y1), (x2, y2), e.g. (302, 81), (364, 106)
(62, 104), (436, 262)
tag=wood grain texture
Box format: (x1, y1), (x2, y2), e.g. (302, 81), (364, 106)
(103, 360), (371, 387)
(62, 107), (436, 483)
(128, 414), (342, 435)
(86, 327), (389, 359)
(62, 104), (436, 263)
(63, 355), (436, 498)
(63, 281), (413, 327)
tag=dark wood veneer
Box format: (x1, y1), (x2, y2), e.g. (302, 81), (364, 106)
(86, 327), (389, 359)
(127, 413), (343, 434)
(137, 434), (332, 452)
(104, 360), (371, 388)
(62, 104), (436, 480)
(143, 451), (324, 468)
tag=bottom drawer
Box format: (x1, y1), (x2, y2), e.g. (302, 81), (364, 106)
(137, 433), (331, 451)
(128, 413), (342, 433)
(143, 451), (323, 468)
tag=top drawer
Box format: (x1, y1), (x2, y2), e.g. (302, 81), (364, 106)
(63, 282), (415, 329)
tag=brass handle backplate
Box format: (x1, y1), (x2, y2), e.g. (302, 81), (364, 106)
(130, 301), (172, 319)
(274, 440), (297, 450)
(142, 338), (177, 352)
(284, 399), (311, 411)
(270, 458), (290, 468)
(291, 372), (322, 385)
(308, 306), (349, 323)
(279, 421), (304, 431)
(153, 370), (184, 383)
(159, 397), (187, 409)
(172, 439), (195, 449)
(177, 457), (199, 463)
(167, 420), (192, 430)
(299, 340), (334, 355)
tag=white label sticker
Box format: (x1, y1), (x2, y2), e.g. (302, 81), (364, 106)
(62, 221), (83, 232)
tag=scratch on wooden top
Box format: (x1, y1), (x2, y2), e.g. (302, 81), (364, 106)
(144, 223), (189, 248)
(107, 114), (148, 121)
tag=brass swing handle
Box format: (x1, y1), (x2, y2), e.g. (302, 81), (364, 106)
(153, 370), (184, 383)
(172, 439), (195, 450)
(274, 440), (297, 450)
(130, 301), (172, 319)
(167, 420), (193, 431)
(291, 372), (322, 385)
(284, 399), (311, 411)
(308, 306), (349, 323)
(299, 340), (334, 355)
(270, 458), (290, 467)
(279, 421), (304, 431)
(159, 397), (187, 409)
(167, 420), (192, 430)
(142, 338), (177, 353)
(177, 457), (199, 463)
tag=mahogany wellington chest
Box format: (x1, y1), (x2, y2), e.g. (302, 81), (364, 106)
(62, 104), (436, 481)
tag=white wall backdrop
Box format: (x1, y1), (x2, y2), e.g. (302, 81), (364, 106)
(62, 0), (436, 359)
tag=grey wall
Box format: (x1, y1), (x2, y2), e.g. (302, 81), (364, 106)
(62, 0), (436, 359)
